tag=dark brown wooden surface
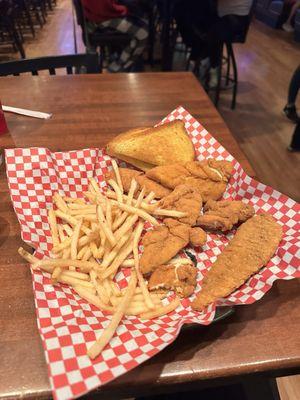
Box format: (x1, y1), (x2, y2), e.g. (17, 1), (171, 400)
(0, 73), (299, 400)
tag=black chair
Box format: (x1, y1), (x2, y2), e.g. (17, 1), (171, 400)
(212, 13), (253, 110)
(0, 53), (99, 76)
(72, 0), (131, 72)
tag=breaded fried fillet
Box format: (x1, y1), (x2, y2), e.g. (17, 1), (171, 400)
(192, 214), (283, 311)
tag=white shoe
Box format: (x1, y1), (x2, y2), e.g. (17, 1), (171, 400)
(208, 67), (219, 88)
(282, 23), (294, 32)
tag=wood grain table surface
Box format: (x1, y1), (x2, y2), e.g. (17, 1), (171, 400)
(0, 72), (299, 400)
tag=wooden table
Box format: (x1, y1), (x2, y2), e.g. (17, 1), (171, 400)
(0, 72), (299, 400)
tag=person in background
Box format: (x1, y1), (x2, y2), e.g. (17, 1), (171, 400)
(81, 0), (148, 72)
(284, 65), (300, 123)
(174, 0), (253, 88)
(284, 66), (300, 151)
(282, 0), (300, 32)
(206, 0), (253, 88)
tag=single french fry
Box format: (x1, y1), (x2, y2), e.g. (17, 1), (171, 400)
(62, 247), (71, 260)
(48, 209), (59, 247)
(109, 280), (121, 297)
(121, 259), (135, 268)
(90, 242), (98, 259)
(111, 201), (159, 226)
(126, 179), (138, 205)
(69, 209), (96, 216)
(52, 266), (62, 281)
(111, 159), (124, 193)
(106, 191), (157, 211)
(84, 191), (97, 204)
(64, 196), (85, 204)
(32, 258), (102, 272)
(133, 221), (155, 310)
(74, 214), (98, 222)
(89, 270), (108, 304)
(18, 247), (39, 264)
(58, 274), (94, 289)
(63, 224), (73, 237)
(139, 297), (181, 320)
(153, 209), (188, 218)
(105, 200), (112, 231)
(71, 218), (83, 262)
(54, 193), (69, 213)
(108, 179), (123, 203)
(89, 177), (102, 195)
(58, 225), (66, 243)
(97, 205), (116, 247)
(74, 285), (113, 312)
(102, 279), (112, 298)
(77, 245), (88, 260)
(18, 247), (54, 273)
(87, 272), (137, 359)
(63, 270), (90, 281)
(68, 204), (96, 210)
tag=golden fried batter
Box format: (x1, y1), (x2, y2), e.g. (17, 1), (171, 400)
(197, 199), (255, 232)
(140, 219), (207, 275)
(140, 218), (190, 275)
(159, 184), (203, 225)
(105, 167), (170, 199)
(189, 227), (207, 247)
(146, 159), (233, 202)
(192, 214), (283, 311)
(148, 260), (197, 297)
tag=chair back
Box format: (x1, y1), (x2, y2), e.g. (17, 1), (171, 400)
(0, 53), (99, 76)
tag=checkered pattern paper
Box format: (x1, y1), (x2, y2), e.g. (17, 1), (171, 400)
(5, 106), (300, 400)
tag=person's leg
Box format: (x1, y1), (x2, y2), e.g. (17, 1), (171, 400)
(283, 0), (300, 31)
(287, 121), (300, 151)
(109, 16), (148, 72)
(206, 15), (247, 88)
(284, 65), (300, 122)
(92, 16), (148, 72)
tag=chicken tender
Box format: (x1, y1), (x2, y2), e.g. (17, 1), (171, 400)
(140, 219), (207, 275)
(105, 167), (170, 199)
(146, 159), (233, 202)
(197, 199), (255, 232)
(159, 184), (203, 225)
(148, 260), (197, 297)
(140, 218), (190, 275)
(192, 214), (283, 311)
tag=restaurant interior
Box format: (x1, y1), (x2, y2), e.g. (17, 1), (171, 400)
(0, 1), (299, 400)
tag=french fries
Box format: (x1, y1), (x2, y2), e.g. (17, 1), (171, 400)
(17, 169), (181, 360)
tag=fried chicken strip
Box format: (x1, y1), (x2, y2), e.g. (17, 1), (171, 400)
(140, 218), (206, 275)
(197, 199), (255, 232)
(159, 184), (203, 225)
(148, 259), (197, 298)
(105, 167), (170, 199)
(192, 214), (283, 311)
(146, 159), (233, 202)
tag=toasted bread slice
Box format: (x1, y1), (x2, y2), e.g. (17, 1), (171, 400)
(106, 120), (195, 167)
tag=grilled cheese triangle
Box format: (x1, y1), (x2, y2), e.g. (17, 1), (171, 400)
(106, 120), (195, 170)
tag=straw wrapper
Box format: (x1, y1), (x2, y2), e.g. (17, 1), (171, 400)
(5, 107), (300, 400)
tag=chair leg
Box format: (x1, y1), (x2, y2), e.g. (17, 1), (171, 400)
(214, 43), (224, 108)
(225, 43), (231, 86)
(10, 23), (26, 58)
(228, 43), (238, 110)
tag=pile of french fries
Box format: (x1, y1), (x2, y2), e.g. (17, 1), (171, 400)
(18, 160), (183, 359)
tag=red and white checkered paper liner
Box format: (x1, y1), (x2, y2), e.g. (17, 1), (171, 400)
(5, 106), (300, 400)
